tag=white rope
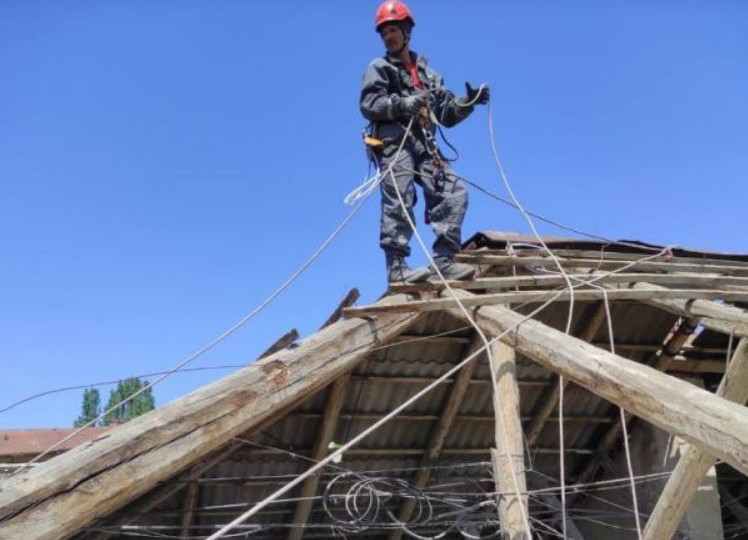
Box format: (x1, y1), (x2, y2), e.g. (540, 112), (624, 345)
(485, 99), (577, 539)
(534, 247), (673, 539)
(13, 148), (381, 475)
(204, 294), (563, 540)
(381, 143), (534, 536)
(344, 158), (382, 207)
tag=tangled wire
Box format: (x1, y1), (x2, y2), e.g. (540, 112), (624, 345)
(322, 472), (503, 539)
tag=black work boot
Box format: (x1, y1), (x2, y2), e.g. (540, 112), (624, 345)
(386, 255), (432, 284)
(432, 255), (476, 281)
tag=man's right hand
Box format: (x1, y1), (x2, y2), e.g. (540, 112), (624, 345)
(400, 92), (427, 117)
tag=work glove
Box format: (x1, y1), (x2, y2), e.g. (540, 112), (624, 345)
(464, 82), (490, 105)
(399, 91), (427, 117)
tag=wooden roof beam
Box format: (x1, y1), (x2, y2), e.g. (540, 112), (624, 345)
(257, 328), (300, 360)
(0, 294), (420, 540)
(387, 336), (483, 540)
(440, 290), (748, 476)
(286, 288), (364, 540)
(490, 340), (530, 539)
(179, 481), (199, 540)
(566, 317), (698, 504)
(343, 288), (748, 318)
(626, 281), (748, 336)
(525, 302), (608, 447)
(390, 272), (748, 294)
(456, 253), (748, 277)
(643, 338), (748, 540)
(286, 374), (349, 540)
(87, 324), (309, 540)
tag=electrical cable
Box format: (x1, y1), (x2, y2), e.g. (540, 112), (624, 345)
(0, 325), (476, 415)
(10, 156), (386, 474)
(378, 100), (534, 538)
(485, 95), (578, 539)
(204, 292), (572, 539)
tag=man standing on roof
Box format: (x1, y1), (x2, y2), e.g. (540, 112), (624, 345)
(361, 1), (489, 284)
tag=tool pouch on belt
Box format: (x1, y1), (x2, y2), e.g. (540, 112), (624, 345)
(362, 128), (384, 163)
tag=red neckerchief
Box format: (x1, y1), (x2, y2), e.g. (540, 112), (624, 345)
(403, 58), (423, 89)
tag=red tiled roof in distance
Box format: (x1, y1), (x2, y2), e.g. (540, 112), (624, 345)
(0, 428), (111, 462)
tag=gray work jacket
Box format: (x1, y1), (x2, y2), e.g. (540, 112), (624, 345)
(360, 51), (473, 143)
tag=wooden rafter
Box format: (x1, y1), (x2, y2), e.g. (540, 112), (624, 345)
(439, 290), (748, 476)
(87, 326), (308, 540)
(287, 287), (360, 540)
(287, 375), (349, 540)
(390, 272), (748, 294)
(495, 248), (748, 269)
(455, 253), (748, 277)
(387, 337), (484, 540)
(525, 302), (607, 447)
(179, 481), (199, 540)
(318, 288), (360, 329)
(343, 288), (748, 318)
(256, 328), (300, 360)
(643, 338), (748, 540)
(0, 294), (420, 540)
(624, 281), (748, 336)
(567, 318), (698, 501)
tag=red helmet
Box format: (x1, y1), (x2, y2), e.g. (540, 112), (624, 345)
(375, 1), (415, 32)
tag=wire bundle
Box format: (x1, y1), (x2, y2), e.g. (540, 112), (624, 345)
(322, 472), (503, 539)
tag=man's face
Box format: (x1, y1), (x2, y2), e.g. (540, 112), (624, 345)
(380, 23), (405, 54)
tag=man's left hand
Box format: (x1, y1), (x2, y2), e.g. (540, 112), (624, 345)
(464, 82), (490, 105)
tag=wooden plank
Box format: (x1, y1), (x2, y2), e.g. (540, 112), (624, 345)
(81, 441), (245, 540)
(0, 294), (420, 540)
(643, 338), (748, 540)
(257, 329), (299, 360)
(567, 318), (698, 505)
(456, 253), (748, 276)
(387, 337), (484, 540)
(503, 248), (748, 269)
(179, 481), (199, 540)
(440, 290), (748, 476)
(666, 359), (727, 374)
(286, 287), (363, 539)
(628, 281), (748, 336)
(286, 374), (349, 540)
(344, 288), (748, 318)
(489, 341), (530, 539)
(89, 323), (314, 539)
(319, 288), (360, 329)
(526, 303), (608, 447)
(390, 272), (748, 293)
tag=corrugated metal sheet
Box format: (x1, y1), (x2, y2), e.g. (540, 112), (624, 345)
(82, 238), (748, 539)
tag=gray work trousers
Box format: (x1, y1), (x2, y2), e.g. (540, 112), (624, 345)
(377, 135), (468, 259)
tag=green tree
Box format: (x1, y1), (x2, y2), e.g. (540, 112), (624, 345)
(73, 387), (101, 427)
(101, 377), (156, 426)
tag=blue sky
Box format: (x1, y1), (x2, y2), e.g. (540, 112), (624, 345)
(1, 1), (746, 429)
